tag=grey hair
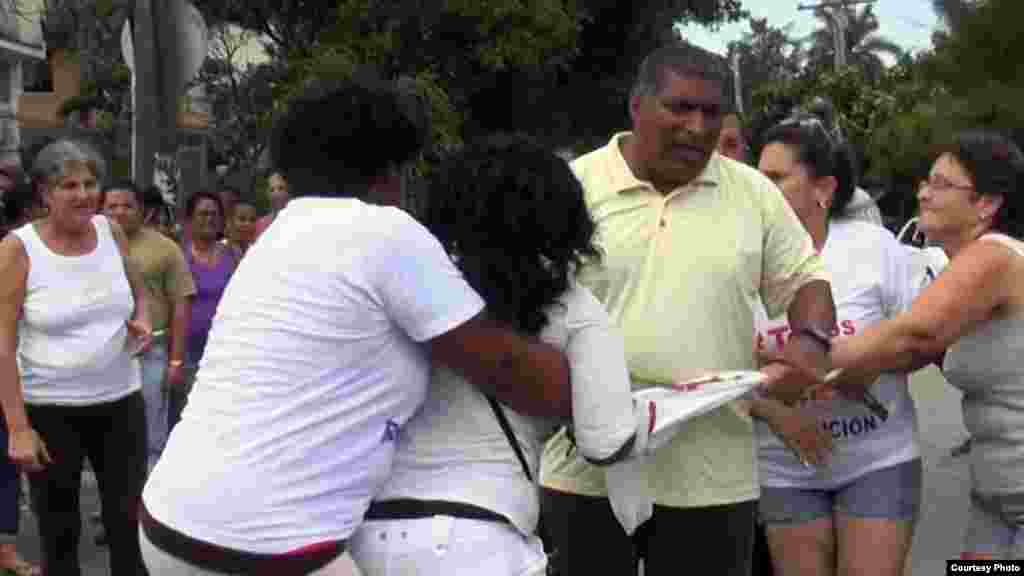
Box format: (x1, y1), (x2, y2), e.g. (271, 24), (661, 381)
(31, 139), (106, 189)
(630, 42), (732, 103)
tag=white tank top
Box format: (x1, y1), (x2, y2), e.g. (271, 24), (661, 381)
(755, 220), (926, 488)
(12, 215), (141, 405)
(944, 233), (1024, 498)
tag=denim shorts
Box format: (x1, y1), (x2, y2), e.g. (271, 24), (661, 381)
(759, 459), (922, 525)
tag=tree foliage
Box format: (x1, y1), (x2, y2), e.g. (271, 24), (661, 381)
(805, 5), (903, 82)
(195, 26), (282, 175)
(726, 18), (804, 115)
(870, 0), (1024, 220)
(190, 0), (747, 160)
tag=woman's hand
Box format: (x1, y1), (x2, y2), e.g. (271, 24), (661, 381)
(163, 362), (186, 391)
(765, 405), (832, 467)
(756, 349), (826, 405)
(9, 428), (52, 472)
(127, 318), (153, 357)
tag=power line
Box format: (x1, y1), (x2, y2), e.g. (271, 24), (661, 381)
(797, 0), (875, 10)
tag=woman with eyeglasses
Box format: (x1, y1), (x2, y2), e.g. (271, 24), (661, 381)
(830, 130), (1024, 560)
(750, 111), (933, 576)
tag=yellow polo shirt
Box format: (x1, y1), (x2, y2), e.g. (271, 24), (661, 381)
(539, 133), (829, 508)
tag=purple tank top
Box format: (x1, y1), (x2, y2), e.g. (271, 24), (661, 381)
(185, 242), (236, 364)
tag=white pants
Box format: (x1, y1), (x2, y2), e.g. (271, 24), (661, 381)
(139, 527), (364, 575)
(350, 516), (547, 576)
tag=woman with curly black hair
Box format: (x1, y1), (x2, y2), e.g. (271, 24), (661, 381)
(350, 134), (655, 575)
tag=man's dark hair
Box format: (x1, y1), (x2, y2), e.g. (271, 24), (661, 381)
(269, 74), (428, 199)
(219, 184), (242, 198)
(934, 130), (1024, 238)
(100, 179), (144, 208)
(630, 42), (732, 104)
(424, 133), (601, 335)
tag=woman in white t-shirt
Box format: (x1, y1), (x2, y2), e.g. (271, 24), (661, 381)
(751, 113), (931, 576)
(350, 134), (654, 576)
(139, 78), (579, 576)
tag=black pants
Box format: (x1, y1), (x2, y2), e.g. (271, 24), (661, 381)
(0, 407), (20, 538)
(541, 488), (756, 576)
(752, 515), (774, 576)
(26, 392), (148, 576)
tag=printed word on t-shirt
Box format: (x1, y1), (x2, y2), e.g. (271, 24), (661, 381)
(756, 320), (856, 351)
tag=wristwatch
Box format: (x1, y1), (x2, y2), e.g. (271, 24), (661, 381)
(792, 326), (832, 353)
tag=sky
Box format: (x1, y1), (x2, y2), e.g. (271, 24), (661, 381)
(677, 0), (944, 60)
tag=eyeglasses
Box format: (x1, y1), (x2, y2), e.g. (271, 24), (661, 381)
(918, 175), (974, 193)
(775, 114), (843, 149)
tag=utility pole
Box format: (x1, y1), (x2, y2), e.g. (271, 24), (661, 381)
(798, 0), (875, 71)
(131, 0), (207, 210)
(133, 0), (162, 188)
(731, 52), (743, 116)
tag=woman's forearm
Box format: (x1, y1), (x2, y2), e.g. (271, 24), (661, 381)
(828, 363), (883, 396)
(125, 258), (149, 323)
(831, 320), (942, 378)
(169, 299), (191, 364)
(747, 395), (790, 424)
(0, 355), (30, 434)
(110, 221), (149, 323)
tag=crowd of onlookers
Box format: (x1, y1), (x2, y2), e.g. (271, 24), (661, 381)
(2, 39), (1024, 576)
(0, 148), (289, 575)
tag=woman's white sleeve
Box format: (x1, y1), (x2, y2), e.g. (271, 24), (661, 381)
(565, 287), (637, 463)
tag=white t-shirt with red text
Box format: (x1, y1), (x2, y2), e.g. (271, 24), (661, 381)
(755, 219), (931, 489)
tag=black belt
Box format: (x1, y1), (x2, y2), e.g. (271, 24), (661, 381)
(364, 498), (512, 525)
(140, 503), (345, 575)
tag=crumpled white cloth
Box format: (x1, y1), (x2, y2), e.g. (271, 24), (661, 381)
(605, 399), (654, 535)
(603, 378), (761, 535)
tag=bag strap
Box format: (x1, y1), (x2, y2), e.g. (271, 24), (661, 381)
(487, 395), (563, 575)
(486, 395), (533, 482)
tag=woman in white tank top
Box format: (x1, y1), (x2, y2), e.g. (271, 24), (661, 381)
(0, 139), (153, 575)
(831, 130), (1024, 560)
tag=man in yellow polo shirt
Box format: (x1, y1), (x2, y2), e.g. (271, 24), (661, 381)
(539, 43), (835, 576)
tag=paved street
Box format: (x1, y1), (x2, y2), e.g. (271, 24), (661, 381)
(14, 467), (108, 574)
(9, 366), (972, 575)
(908, 365), (972, 575)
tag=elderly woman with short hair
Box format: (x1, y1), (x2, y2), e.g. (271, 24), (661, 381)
(0, 139), (152, 575)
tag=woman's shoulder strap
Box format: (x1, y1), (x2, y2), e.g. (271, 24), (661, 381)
(979, 232), (1024, 258)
